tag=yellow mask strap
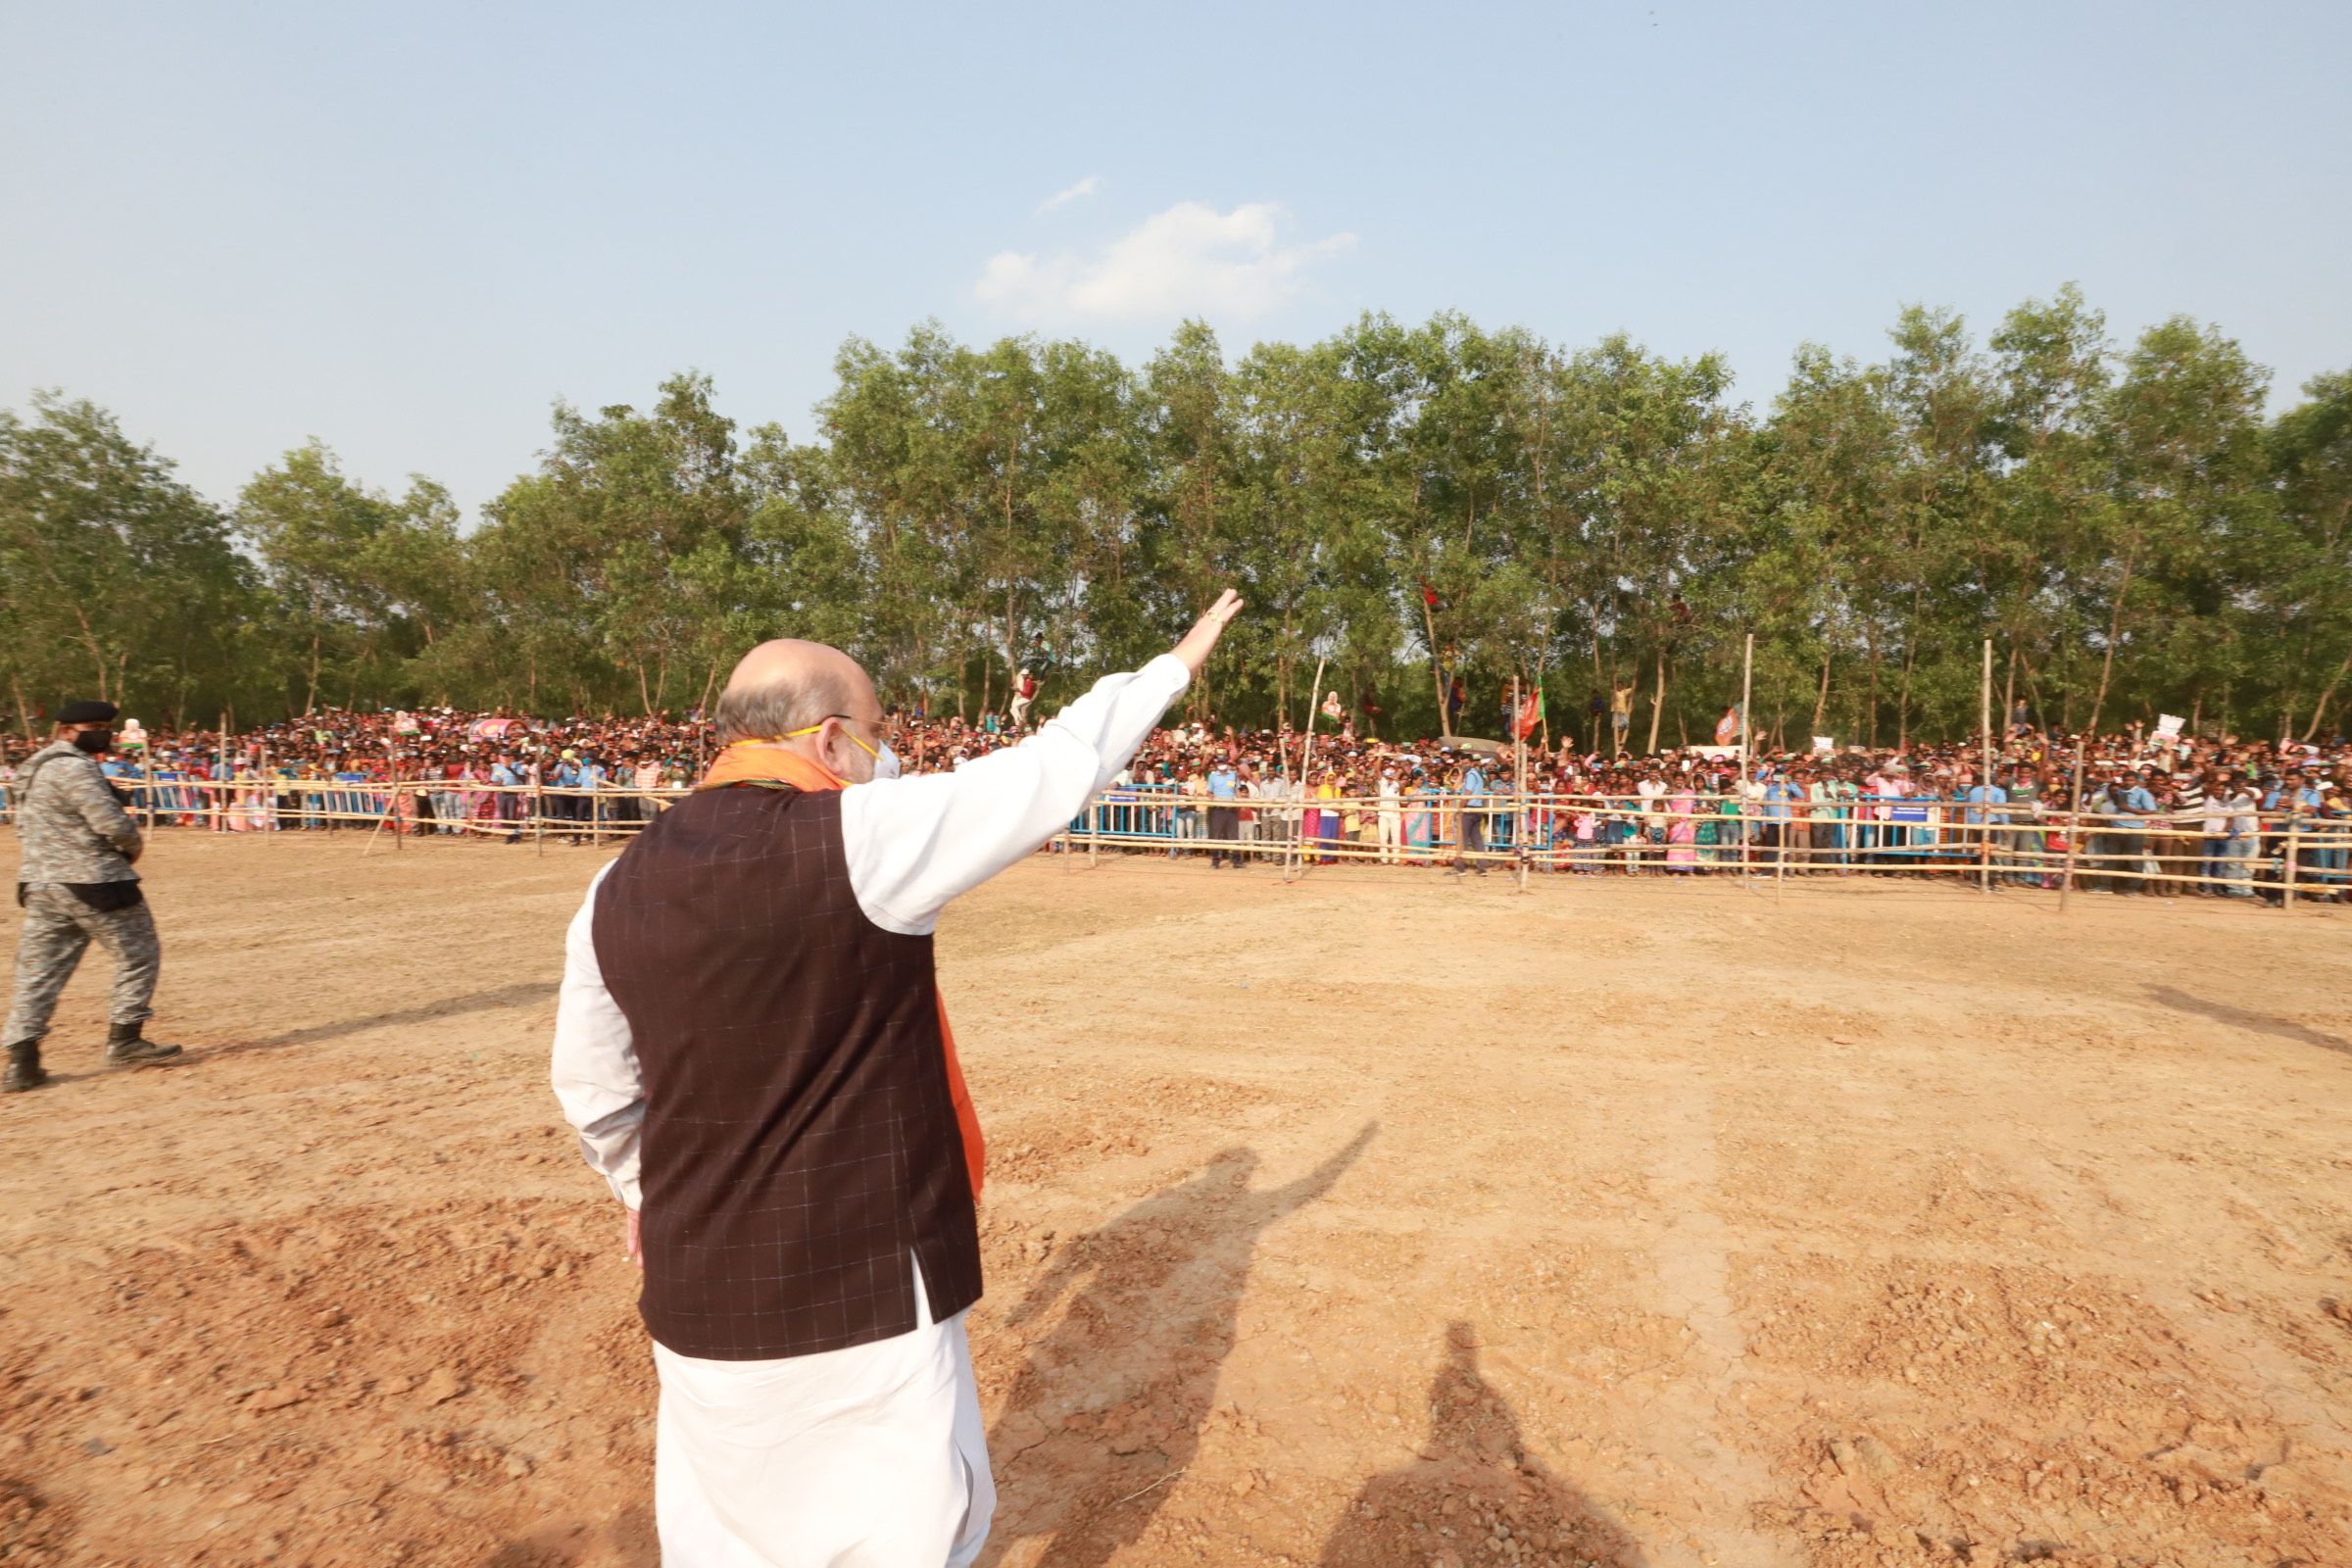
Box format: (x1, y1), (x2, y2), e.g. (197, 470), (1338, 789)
(733, 722), (880, 760)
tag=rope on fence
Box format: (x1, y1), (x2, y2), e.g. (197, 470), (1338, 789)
(6, 778), (2338, 904)
(1045, 788), (2348, 901)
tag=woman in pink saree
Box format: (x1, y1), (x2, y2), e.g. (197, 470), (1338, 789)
(1666, 787), (1698, 871)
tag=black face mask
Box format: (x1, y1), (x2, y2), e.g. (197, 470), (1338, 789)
(73, 729), (112, 755)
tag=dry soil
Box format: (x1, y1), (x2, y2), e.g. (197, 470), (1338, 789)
(4, 834), (2351, 1568)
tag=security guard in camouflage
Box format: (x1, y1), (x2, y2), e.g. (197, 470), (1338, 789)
(2, 700), (180, 1092)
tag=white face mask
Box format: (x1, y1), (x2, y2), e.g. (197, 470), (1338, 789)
(869, 741), (903, 781)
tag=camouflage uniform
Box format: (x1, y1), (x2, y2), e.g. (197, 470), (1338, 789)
(5, 741), (158, 1045)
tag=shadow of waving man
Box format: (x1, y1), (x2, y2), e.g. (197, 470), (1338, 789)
(981, 1122), (1376, 1568)
(1319, 1322), (1645, 1568)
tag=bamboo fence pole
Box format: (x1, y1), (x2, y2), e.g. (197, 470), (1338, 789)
(1514, 676), (1530, 892)
(2059, 737), (2086, 912)
(1980, 638), (1993, 895)
(1293, 656), (1326, 884)
(364, 770), (393, 858)
(1740, 633), (1754, 884)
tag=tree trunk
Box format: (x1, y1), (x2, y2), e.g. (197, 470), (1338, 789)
(2086, 549), (2136, 736)
(1864, 631), (1881, 749)
(2018, 646), (2049, 738)
(1810, 646), (1833, 739)
(1422, 590), (1450, 738)
(2301, 650), (2352, 741)
(2001, 641), (2018, 740)
(1644, 644), (1667, 755)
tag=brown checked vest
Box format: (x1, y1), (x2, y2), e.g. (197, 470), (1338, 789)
(591, 785), (983, 1359)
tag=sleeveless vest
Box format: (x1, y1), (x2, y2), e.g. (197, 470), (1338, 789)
(591, 785), (983, 1359)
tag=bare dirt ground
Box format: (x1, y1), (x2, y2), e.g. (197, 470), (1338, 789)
(5, 834), (2352, 1568)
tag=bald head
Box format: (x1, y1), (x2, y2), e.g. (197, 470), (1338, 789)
(716, 640), (878, 745)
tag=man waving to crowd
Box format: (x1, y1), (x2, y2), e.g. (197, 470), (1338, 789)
(552, 590), (1245, 1567)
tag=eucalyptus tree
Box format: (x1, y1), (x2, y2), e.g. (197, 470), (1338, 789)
(1137, 320), (1243, 721)
(238, 442), (466, 712)
(1745, 346), (1903, 747)
(1984, 284), (2114, 733)
(822, 327), (1124, 716)
(2266, 370), (2352, 738)
(469, 373), (749, 714)
(1874, 307), (2004, 744)
(1322, 313), (1527, 736)
(0, 394), (259, 731)
(1023, 338), (1143, 689)
(1534, 336), (1740, 751)
(1222, 334), (1397, 732)
(2092, 317), (2270, 735)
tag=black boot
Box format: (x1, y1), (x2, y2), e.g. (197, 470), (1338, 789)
(103, 1021), (182, 1066)
(2, 1041), (46, 1093)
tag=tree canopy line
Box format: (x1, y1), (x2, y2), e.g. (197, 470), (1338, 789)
(3, 286), (2347, 750)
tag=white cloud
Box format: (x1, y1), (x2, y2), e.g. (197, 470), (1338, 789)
(975, 201), (1355, 325)
(1035, 175), (1102, 213)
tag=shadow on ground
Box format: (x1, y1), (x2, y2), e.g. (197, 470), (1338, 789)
(2145, 984), (2352, 1056)
(1318, 1321), (1643, 1568)
(200, 980), (561, 1060)
(981, 1123), (1376, 1568)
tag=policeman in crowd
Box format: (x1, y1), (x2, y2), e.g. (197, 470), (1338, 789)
(2, 700), (181, 1093)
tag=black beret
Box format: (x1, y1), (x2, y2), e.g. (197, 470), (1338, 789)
(57, 700), (119, 725)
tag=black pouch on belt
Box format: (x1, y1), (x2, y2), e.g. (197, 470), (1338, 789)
(62, 881), (144, 912)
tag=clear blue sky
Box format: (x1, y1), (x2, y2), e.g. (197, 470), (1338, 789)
(3, 1), (2345, 515)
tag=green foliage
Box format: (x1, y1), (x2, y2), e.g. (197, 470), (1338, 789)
(7, 289), (2344, 742)
(0, 394), (262, 732)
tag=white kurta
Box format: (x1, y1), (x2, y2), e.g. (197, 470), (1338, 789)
(552, 655), (1191, 1568)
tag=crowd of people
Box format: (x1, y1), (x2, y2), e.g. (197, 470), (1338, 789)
(0, 702), (2341, 901)
(1075, 717), (2348, 901)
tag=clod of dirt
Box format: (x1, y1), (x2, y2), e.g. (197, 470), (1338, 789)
(1851, 1434), (1898, 1475)
(243, 1386), (308, 1413)
(416, 1367), (466, 1404)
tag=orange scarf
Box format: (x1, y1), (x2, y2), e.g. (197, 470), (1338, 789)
(695, 743), (986, 1200)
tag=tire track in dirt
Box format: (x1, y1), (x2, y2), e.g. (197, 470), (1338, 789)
(1641, 1078), (1799, 1568)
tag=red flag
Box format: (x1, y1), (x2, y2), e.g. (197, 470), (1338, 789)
(1512, 687), (1543, 739)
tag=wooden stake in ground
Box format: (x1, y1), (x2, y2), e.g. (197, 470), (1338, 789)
(2283, 812), (2300, 912)
(2059, 736), (2086, 913)
(1291, 656), (1326, 884)
(1980, 638), (1994, 895)
(363, 767), (393, 858)
(1513, 675), (1529, 892)
(1740, 632), (1754, 885)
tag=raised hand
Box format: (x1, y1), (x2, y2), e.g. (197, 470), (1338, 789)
(1171, 589), (1245, 677)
